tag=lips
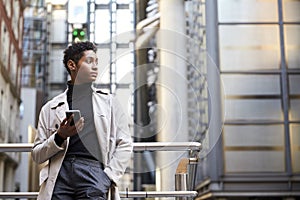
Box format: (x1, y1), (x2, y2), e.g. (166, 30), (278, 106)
(90, 72), (98, 77)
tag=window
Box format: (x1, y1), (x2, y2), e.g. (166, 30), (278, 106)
(1, 22), (9, 69)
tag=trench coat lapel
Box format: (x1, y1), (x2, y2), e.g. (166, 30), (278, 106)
(49, 91), (68, 122)
(92, 91), (111, 166)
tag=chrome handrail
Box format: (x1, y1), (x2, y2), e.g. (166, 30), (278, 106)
(0, 142), (201, 152)
(0, 191), (198, 198)
(0, 142), (201, 199)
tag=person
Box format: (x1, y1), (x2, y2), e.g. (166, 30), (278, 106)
(32, 41), (133, 200)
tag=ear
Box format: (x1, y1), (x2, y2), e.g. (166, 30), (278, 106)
(67, 60), (77, 71)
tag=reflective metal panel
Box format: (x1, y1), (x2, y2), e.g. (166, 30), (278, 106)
(219, 25), (280, 71)
(283, 0), (300, 22)
(225, 99), (283, 120)
(290, 124), (300, 172)
(289, 75), (300, 94)
(225, 151), (285, 172)
(290, 100), (300, 121)
(284, 25), (300, 69)
(223, 125), (284, 146)
(222, 74), (281, 95)
(218, 0), (278, 22)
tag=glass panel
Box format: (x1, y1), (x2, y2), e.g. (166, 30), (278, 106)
(116, 49), (133, 83)
(1, 22), (9, 69)
(116, 9), (133, 34)
(219, 25), (280, 71)
(222, 74), (280, 95)
(289, 75), (300, 94)
(115, 88), (133, 121)
(51, 10), (67, 43)
(19, 16), (23, 48)
(283, 0), (300, 22)
(224, 125), (284, 146)
(225, 99), (283, 120)
(49, 49), (65, 83)
(218, 0), (278, 22)
(96, 48), (110, 84)
(290, 124), (300, 172)
(116, 0), (131, 4)
(95, 10), (110, 43)
(284, 25), (300, 69)
(290, 100), (300, 121)
(225, 151), (285, 172)
(10, 47), (17, 84)
(95, 0), (109, 4)
(12, 0), (20, 38)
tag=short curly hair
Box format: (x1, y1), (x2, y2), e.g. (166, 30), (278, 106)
(63, 41), (97, 74)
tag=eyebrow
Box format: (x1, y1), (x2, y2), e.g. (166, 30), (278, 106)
(84, 54), (98, 59)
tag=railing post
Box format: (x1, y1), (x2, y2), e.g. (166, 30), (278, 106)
(175, 156), (199, 200)
(175, 158), (189, 200)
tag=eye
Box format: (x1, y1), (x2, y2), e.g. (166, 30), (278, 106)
(85, 57), (98, 65)
(86, 58), (95, 64)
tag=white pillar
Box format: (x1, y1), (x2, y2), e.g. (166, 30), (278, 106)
(156, 0), (188, 195)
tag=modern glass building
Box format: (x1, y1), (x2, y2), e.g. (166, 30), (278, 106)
(136, 0), (300, 199)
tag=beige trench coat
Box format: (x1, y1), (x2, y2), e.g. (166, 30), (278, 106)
(32, 86), (133, 200)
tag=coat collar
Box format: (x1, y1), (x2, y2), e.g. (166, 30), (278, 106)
(49, 83), (109, 110)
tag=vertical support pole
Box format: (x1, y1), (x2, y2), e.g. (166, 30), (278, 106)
(205, 0), (224, 184)
(156, 0), (188, 196)
(277, 0), (292, 177)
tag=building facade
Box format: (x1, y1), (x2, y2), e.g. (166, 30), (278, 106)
(135, 0), (300, 199)
(0, 0), (24, 194)
(195, 0), (300, 198)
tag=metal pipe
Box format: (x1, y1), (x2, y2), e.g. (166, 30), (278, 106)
(188, 158), (198, 191)
(0, 192), (39, 198)
(134, 142), (201, 151)
(3, 191), (300, 199)
(0, 142), (202, 152)
(136, 12), (160, 35)
(120, 191), (197, 198)
(175, 174), (188, 191)
(175, 158), (190, 200)
(135, 21), (159, 48)
(0, 143), (33, 152)
(0, 191), (198, 198)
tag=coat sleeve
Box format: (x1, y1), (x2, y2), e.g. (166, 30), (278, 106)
(31, 103), (65, 164)
(104, 96), (133, 185)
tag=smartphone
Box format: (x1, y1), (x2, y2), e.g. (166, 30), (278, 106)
(65, 110), (81, 126)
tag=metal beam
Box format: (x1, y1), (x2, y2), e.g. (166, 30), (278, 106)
(196, 191), (300, 199)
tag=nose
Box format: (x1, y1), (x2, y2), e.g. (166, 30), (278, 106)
(91, 62), (98, 70)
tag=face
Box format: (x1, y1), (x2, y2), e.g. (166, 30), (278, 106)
(71, 50), (98, 84)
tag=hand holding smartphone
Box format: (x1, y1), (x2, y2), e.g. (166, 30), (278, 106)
(65, 110), (81, 126)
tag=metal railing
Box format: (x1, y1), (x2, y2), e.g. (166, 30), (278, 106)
(0, 142), (201, 199)
(0, 142), (201, 152)
(0, 191), (198, 198)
